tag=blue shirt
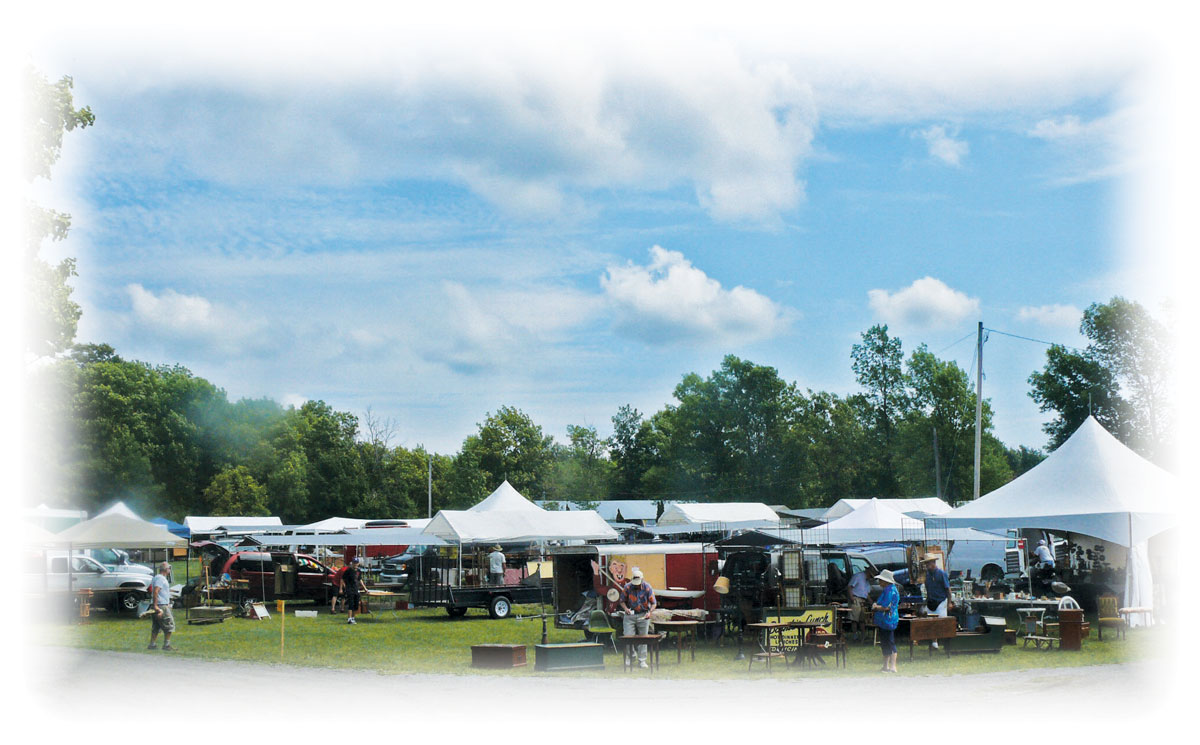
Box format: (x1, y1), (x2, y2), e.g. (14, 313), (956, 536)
(874, 584), (899, 630)
(924, 568), (949, 604)
(849, 571), (870, 599)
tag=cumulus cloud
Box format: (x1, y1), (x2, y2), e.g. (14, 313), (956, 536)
(917, 125), (968, 166)
(601, 246), (793, 345)
(1017, 303), (1081, 328)
(868, 277), (979, 329)
(127, 284), (223, 335)
(1025, 109), (1138, 184)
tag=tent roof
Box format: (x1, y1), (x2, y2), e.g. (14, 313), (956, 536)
(149, 517), (190, 537)
(593, 500), (659, 521)
(22, 521), (62, 546)
(299, 517), (367, 532)
(469, 481), (544, 513)
(96, 501), (142, 520)
(423, 509), (617, 543)
(57, 513), (186, 549)
(821, 497), (951, 520)
(25, 504), (88, 519)
(822, 499), (925, 531)
(939, 416), (1182, 546)
(657, 502), (779, 526)
(184, 515), (283, 532)
(239, 528), (445, 548)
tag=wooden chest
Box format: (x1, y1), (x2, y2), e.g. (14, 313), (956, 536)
(534, 642), (605, 671)
(471, 644), (527, 668)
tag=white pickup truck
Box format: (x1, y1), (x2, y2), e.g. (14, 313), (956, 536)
(31, 554), (154, 613)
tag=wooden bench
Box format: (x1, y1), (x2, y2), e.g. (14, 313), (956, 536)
(908, 616), (957, 659)
(1022, 635), (1060, 650)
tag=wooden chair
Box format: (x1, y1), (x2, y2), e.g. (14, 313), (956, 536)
(1097, 594), (1126, 641)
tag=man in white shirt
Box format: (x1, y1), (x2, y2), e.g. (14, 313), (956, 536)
(147, 562), (175, 651)
(1033, 539), (1055, 569)
(488, 545), (506, 585)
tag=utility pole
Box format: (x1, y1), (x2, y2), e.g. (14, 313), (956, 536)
(427, 453), (433, 519)
(973, 321), (984, 501)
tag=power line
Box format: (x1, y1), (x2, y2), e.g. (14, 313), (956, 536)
(983, 327), (1083, 352)
(936, 329), (977, 355)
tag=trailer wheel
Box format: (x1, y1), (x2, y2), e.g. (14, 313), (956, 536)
(446, 606), (468, 618)
(488, 595), (512, 619)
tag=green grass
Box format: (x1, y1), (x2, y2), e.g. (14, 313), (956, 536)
(34, 603), (1157, 679)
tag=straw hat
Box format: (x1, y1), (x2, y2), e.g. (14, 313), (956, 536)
(876, 569), (897, 585)
(921, 553), (939, 563)
(491, 544), (503, 551)
(629, 567), (644, 585)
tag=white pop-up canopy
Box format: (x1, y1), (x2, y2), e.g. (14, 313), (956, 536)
(938, 416), (1181, 547)
(821, 497), (952, 520)
(298, 516), (367, 532)
(468, 481), (544, 512)
(96, 501), (142, 520)
(657, 502), (779, 526)
(423, 509), (617, 543)
(813, 498), (1001, 544)
(184, 515), (283, 533)
(56, 513), (186, 549)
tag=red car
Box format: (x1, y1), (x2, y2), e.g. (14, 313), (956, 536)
(196, 542), (342, 604)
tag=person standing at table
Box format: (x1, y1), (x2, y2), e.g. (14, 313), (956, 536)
(872, 569), (900, 673)
(922, 553), (950, 649)
(488, 545), (506, 585)
(618, 567), (657, 669)
(848, 565), (876, 641)
(340, 557), (366, 625)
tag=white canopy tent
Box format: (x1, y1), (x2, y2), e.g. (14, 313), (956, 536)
(184, 515), (283, 534)
(813, 498), (1000, 544)
(423, 510), (617, 544)
(468, 480), (544, 512)
(938, 417), (1181, 548)
(96, 501), (142, 520)
(657, 502), (779, 526)
(821, 497), (951, 521)
(56, 513), (186, 549)
(938, 417), (1182, 626)
(297, 516), (367, 532)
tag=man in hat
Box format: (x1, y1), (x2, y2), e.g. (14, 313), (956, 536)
(618, 566), (657, 669)
(339, 557), (367, 625)
(1033, 539), (1055, 570)
(147, 561), (175, 650)
(921, 553), (950, 649)
(488, 544), (506, 586)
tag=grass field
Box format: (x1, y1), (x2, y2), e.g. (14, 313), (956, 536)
(35, 599), (1158, 680)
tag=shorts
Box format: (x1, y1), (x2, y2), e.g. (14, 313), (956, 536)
(344, 593), (361, 612)
(850, 597), (867, 622)
(151, 606), (175, 634)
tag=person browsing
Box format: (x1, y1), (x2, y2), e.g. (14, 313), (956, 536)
(1033, 539), (1055, 569)
(871, 569), (900, 673)
(488, 545), (506, 586)
(618, 567), (657, 669)
(921, 553), (950, 649)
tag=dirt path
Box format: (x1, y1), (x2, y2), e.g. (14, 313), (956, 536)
(27, 647), (1175, 737)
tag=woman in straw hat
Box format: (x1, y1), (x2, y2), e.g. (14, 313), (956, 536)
(872, 569), (901, 673)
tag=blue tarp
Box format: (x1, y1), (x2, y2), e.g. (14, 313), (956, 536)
(150, 517), (190, 538)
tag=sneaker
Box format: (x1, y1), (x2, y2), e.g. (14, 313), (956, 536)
(348, 617), (356, 624)
(147, 644), (157, 650)
(930, 642), (939, 649)
(638, 661), (649, 669)
(162, 644), (176, 651)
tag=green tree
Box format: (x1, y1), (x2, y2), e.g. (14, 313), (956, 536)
(24, 67), (94, 357)
(607, 405), (661, 498)
(457, 406), (555, 498)
(204, 466), (269, 515)
(1029, 297), (1171, 463)
(545, 424), (614, 502)
(789, 391), (872, 506)
(851, 325), (910, 496)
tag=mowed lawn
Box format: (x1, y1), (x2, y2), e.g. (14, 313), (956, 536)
(34, 601), (1158, 680)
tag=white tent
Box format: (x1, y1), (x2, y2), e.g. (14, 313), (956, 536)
(298, 516), (367, 532)
(656, 502), (779, 526)
(184, 515), (283, 533)
(56, 513), (185, 549)
(468, 481), (544, 512)
(938, 416), (1181, 547)
(821, 497), (951, 521)
(812, 498), (999, 544)
(23, 504), (88, 531)
(21, 521), (62, 546)
(423, 509), (617, 543)
(403, 518), (431, 530)
(96, 501), (142, 520)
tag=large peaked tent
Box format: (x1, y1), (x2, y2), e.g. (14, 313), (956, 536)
(468, 480), (544, 512)
(56, 513), (186, 549)
(814, 498), (1000, 543)
(426, 481), (616, 542)
(822, 497), (951, 520)
(938, 416), (1181, 547)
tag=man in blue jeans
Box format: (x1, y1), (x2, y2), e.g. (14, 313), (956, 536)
(921, 553), (950, 649)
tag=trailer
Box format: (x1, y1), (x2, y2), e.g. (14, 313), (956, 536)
(405, 543), (552, 619)
(549, 542), (721, 630)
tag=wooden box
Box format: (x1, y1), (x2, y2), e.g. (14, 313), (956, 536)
(909, 616), (958, 643)
(471, 644), (527, 668)
(534, 642), (605, 671)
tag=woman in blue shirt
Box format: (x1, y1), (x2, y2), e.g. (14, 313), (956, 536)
(872, 569), (900, 673)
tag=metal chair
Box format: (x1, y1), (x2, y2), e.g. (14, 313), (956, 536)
(585, 609), (618, 653)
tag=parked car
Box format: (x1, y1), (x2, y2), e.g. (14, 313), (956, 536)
(196, 541), (338, 606)
(377, 552), (414, 586)
(34, 553), (153, 613)
(82, 548), (153, 577)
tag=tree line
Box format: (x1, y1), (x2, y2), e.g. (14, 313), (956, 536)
(24, 68), (1174, 524)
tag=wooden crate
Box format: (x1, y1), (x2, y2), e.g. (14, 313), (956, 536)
(471, 644), (527, 669)
(534, 642), (605, 671)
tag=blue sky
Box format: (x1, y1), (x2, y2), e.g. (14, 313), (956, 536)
(28, 18), (1166, 455)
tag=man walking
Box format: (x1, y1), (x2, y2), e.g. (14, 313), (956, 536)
(618, 567), (656, 669)
(921, 553), (950, 650)
(340, 557), (367, 625)
(147, 562), (175, 651)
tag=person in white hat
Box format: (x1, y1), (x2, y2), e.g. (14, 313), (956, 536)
(1033, 539), (1055, 570)
(871, 569), (900, 673)
(618, 566), (657, 668)
(488, 545), (506, 586)
(921, 553), (950, 649)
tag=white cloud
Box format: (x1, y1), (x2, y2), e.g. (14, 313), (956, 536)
(917, 125), (968, 166)
(868, 277), (979, 329)
(601, 245), (793, 345)
(1025, 108), (1139, 184)
(1017, 303), (1082, 328)
(127, 284), (221, 335)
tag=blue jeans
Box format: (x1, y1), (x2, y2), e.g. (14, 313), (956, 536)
(879, 628), (897, 656)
